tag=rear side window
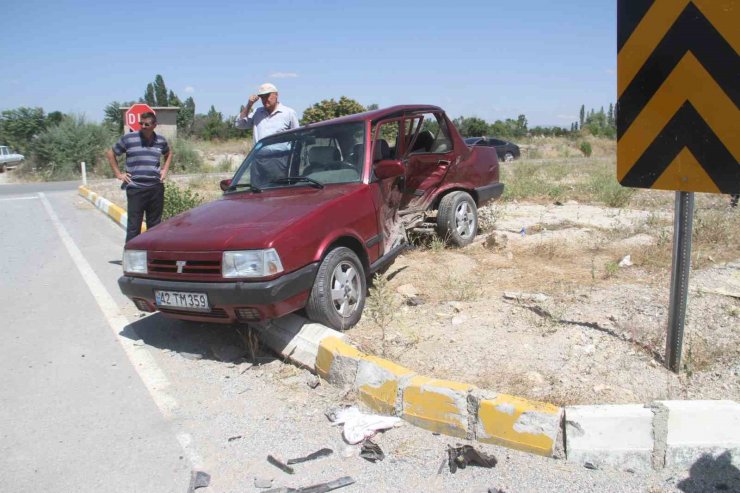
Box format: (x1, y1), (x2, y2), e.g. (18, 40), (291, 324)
(405, 112), (453, 154)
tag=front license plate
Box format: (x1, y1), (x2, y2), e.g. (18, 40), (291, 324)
(155, 290), (210, 312)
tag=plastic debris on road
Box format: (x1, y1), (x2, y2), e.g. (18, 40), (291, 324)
(267, 455), (295, 475)
(447, 445), (497, 473)
(287, 448), (333, 465)
(328, 405), (402, 444)
(360, 439), (385, 462)
(263, 476), (355, 493)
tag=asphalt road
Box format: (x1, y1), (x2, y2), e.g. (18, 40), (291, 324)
(1, 184), (733, 493)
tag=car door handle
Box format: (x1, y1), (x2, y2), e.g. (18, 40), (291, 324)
(437, 160), (451, 166)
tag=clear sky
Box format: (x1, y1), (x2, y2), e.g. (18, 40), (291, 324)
(0, 0), (616, 127)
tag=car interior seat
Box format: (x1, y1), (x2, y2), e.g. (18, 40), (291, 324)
(308, 146), (340, 167)
(409, 130), (435, 153)
(373, 139), (391, 161)
(350, 143), (365, 167)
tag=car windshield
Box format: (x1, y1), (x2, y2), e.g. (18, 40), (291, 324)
(464, 137), (482, 145)
(229, 121), (365, 192)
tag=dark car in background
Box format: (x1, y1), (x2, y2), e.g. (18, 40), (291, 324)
(464, 137), (520, 162)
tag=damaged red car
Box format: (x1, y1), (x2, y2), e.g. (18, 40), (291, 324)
(118, 105), (504, 330)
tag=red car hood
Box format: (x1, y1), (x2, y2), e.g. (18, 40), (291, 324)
(127, 185), (360, 251)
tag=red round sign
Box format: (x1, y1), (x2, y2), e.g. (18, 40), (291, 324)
(125, 103), (155, 132)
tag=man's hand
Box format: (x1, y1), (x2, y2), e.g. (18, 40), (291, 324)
(248, 94), (259, 105)
(117, 171), (132, 184)
(159, 169), (167, 182)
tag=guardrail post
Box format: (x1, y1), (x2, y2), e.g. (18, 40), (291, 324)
(80, 161), (87, 185)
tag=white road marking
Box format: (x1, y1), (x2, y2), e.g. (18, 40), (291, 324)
(38, 192), (203, 468)
(0, 195), (39, 201)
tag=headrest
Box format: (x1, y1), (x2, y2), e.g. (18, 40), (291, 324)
(410, 130), (435, 153)
(373, 139), (390, 161)
(308, 146), (340, 164)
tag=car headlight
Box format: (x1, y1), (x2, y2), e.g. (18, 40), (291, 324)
(222, 249), (284, 278)
(123, 250), (147, 274)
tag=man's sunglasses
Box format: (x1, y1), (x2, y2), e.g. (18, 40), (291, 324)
(140, 122), (155, 127)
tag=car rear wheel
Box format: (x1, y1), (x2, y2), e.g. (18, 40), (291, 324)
(436, 191), (478, 247)
(305, 247), (366, 330)
(504, 152), (515, 162)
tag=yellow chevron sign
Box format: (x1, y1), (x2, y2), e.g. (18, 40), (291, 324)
(617, 0), (739, 194)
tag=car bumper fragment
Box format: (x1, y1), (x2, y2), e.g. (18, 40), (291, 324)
(475, 183), (505, 205)
(118, 262), (319, 306)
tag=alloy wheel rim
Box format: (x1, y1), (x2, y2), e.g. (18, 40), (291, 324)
(455, 201), (475, 237)
(330, 261), (360, 317)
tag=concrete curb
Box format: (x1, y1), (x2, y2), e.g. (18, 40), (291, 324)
(78, 185), (146, 232)
(80, 185), (740, 470)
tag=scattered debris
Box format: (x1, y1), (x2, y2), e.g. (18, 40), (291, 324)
(306, 373), (320, 389)
(227, 435), (242, 442)
(267, 455), (295, 475)
(618, 255), (633, 267)
(503, 291), (549, 303)
(359, 439), (385, 462)
(255, 477), (274, 489)
(287, 448), (333, 465)
(406, 296), (425, 306)
(484, 233), (508, 250)
(584, 462), (598, 470)
(263, 476), (355, 493)
(328, 406), (402, 444)
(447, 445), (497, 473)
(187, 471), (211, 492)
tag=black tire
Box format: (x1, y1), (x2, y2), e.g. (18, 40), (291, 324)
(305, 247), (366, 330)
(504, 152), (514, 162)
(436, 191), (478, 247)
(0, 164), (5, 173)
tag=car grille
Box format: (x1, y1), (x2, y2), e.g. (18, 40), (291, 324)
(147, 251), (222, 280)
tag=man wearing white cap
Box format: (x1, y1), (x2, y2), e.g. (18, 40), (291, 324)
(235, 82), (299, 142)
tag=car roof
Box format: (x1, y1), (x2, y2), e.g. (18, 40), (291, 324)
(301, 105), (444, 129)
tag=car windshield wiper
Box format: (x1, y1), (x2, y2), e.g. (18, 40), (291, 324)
(268, 176), (324, 189)
(226, 183), (262, 193)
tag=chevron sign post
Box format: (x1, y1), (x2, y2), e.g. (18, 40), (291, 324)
(617, 0), (739, 373)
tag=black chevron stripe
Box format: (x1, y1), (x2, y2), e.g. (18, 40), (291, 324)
(617, 0), (655, 52)
(617, 2), (740, 140)
(621, 102), (739, 194)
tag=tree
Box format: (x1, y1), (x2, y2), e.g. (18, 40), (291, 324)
(154, 75), (168, 107)
(366, 103), (379, 111)
(453, 116), (488, 137)
(301, 96), (366, 125)
(103, 100), (135, 134)
(579, 104), (585, 128)
(144, 83), (156, 106)
(179, 97), (196, 136)
(32, 115), (115, 177)
(607, 103), (615, 128)
(0, 107), (47, 155)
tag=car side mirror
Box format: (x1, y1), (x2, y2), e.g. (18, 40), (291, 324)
(374, 159), (404, 180)
(220, 179), (232, 192)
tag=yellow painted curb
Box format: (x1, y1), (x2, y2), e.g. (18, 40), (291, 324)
(79, 185), (146, 232)
(315, 336), (365, 384)
(402, 376), (476, 438)
(476, 393), (562, 456)
(356, 356), (414, 415)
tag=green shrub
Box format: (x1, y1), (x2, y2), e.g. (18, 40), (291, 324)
(163, 182), (204, 220)
(588, 166), (635, 208)
(579, 141), (592, 157)
(170, 138), (204, 173)
(32, 115), (115, 179)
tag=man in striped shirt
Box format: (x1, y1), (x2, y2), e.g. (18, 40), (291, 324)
(106, 112), (173, 243)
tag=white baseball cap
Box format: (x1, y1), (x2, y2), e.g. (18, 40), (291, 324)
(257, 83), (278, 95)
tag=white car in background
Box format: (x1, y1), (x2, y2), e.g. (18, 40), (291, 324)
(0, 145), (24, 172)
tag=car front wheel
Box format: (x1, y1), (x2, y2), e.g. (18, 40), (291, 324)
(305, 247), (366, 330)
(436, 191), (478, 247)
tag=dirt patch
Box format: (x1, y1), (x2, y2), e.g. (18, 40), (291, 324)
(351, 199), (740, 406)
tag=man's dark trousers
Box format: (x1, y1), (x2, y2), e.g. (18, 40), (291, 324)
(125, 183), (164, 243)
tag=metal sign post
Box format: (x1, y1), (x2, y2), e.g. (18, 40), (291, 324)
(665, 191), (694, 372)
